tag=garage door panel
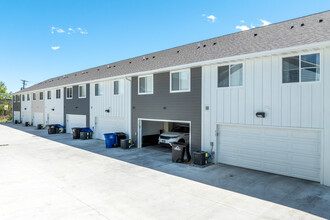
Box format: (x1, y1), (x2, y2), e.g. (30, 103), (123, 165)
(66, 114), (86, 134)
(95, 117), (125, 140)
(218, 125), (321, 182)
(33, 113), (43, 125)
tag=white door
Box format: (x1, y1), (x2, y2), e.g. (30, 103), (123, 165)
(48, 113), (62, 125)
(14, 111), (20, 122)
(33, 112), (44, 125)
(22, 111), (31, 124)
(95, 117), (126, 140)
(217, 125), (321, 182)
(66, 114), (86, 134)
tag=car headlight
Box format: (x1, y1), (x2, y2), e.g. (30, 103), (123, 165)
(170, 136), (179, 139)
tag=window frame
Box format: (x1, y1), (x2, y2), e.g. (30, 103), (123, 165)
(281, 52), (321, 84)
(138, 74), (154, 95)
(33, 93), (36, 100)
(95, 83), (103, 96)
(170, 69), (191, 93)
(47, 91), (51, 100)
(22, 94), (25, 102)
(66, 87), (73, 99)
(13, 95), (16, 102)
(27, 94), (30, 101)
(39, 92), (43, 100)
(78, 85), (87, 99)
(217, 62), (244, 89)
(56, 89), (61, 99)
(114, 80), (120, 95)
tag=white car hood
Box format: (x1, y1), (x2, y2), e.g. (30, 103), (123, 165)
(160, 132), (182, 137)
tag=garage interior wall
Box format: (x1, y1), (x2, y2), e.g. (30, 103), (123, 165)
(90, 78), (131, 139)
(64, 85), (90, 127)
(44, 88), (64, 125)
(131, 67), (202, 152)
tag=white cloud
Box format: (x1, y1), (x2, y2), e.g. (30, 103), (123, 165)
(236, 25), (250, 31)
(51, 26), (65, 34)
(51, 46), (60, 50)
(77, 27), (88, 34)
(260, 19), (271, 26)
(240, 20), (245, 23)
(202, 14), (216, 23)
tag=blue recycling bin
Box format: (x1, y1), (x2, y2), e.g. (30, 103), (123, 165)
(104, 133), (117, 148)
(81, 127), (94, 139)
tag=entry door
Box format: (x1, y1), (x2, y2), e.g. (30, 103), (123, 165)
(217, 125), (321, 182)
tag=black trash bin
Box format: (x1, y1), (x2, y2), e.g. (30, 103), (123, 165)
(193, 151), (207, 165)
(120, 139), (133, 149)
(37, 124), (43, 129)
(14, 120), (18, 124)
(115, 132), (126, 147)
(48, 124), (56, 134)
(80, 131), (87, 140)
(72, 127), (82, 139)
(171, 142), (191, 163)
(25, 122), (30, 126)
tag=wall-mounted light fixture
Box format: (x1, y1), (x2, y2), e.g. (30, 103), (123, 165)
(256, 112), (265, 118)
(105, 109), (110, 113)
(51, 108), (55, 111)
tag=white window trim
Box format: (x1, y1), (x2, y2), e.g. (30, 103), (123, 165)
(47, 91), (51, 100)
(281, 51), (322, 85)
(27, 94), (30, 101)
(56, 89), (61, 99)
(79, 85), (87, 98)
(170, 69), (191, 93)
(66, 87), (73, 99)
(39, 92), (43, 101)
(113, 81), (120, 96)
(217, 62), (244, 89)
(138, 74), (154, 95)
(33, 93), (36, 101)
(95, 83), (103, 97)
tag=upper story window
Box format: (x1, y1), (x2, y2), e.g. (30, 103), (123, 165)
(218, 63), (243, 88)
(47, 91), (51, 100)
(79, 85), (86, 98)
(13, 95), (16, 102)
(114, 81), (119, 95)
(39, 92), (43, 100)
(33, 93), (36, 100)
(282, 53), (320, 83)
(95, 83), (103, 96)
(170, 69), (190, 93)
(138, 75), (153, 95)
(27, 94), (30, 101)
(66, 87), (73, 99)
(56, 89), (61, 99)
(22, 94), (25, 101)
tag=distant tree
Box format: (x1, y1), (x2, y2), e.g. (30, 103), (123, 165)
(0, 81), (12, 116)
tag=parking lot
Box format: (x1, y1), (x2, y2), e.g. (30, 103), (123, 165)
(0, 123), (329, 219)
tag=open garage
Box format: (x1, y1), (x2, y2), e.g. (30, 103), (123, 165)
(137, 119), (190, 149)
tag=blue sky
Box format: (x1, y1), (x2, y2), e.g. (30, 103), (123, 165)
(1, 0), (329, 93)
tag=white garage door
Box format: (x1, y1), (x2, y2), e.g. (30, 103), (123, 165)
(22, 111), (31, 124)
(33, 112), (44, 126)
(66, 114), (86, 134)
(95, 117), (126, 140)
(217, 125), (321, 181)
(47, 113), (62, 125)
(14, 111), (20, 122)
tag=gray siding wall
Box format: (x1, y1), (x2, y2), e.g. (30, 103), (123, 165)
(131, 67), (202, 152)
(64, 84), (90, 127)
(13, 95), (21, 122)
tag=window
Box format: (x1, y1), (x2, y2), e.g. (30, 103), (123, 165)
(95, 84), (103, 96)
(39, 92), (43, 100)
(22, 94), (25, 101)
(114, 81), (119, 95)
(283, 53), (320, 83)
(218, 63), (243, 87)
(33, 93), (36, 100)
(170, 69), (190, 92)
(13, 95), (16, 102)
(79, 85), (86, 98)
(66, 87), (73, 99)
(56, 89), (61, 99)
(17, 95), (20, 102)
(138, 75), (153, 95)
(27, 94), (30, 101)
(47, 91), (51, 100)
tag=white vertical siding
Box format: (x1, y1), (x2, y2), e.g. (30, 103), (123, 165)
(90, 78), (131, 138)
(206, 50), (323, 129)
(21, 93), (32, 123)
(44, 88), (64, 125)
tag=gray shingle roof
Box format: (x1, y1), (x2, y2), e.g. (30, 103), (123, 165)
(17, 10), (330, 93)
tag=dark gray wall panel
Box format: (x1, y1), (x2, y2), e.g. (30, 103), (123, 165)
(13, 95), (21, 122)
(131, 67), (202, 152)
(64, 84), (90, 127)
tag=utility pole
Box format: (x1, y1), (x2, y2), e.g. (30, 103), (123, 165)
(21, 80), (29, 90)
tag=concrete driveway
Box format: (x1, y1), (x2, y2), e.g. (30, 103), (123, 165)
(0, 123), (329, 219)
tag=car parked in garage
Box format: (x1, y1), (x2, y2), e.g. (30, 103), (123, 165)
(158, 125), (189, 146)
